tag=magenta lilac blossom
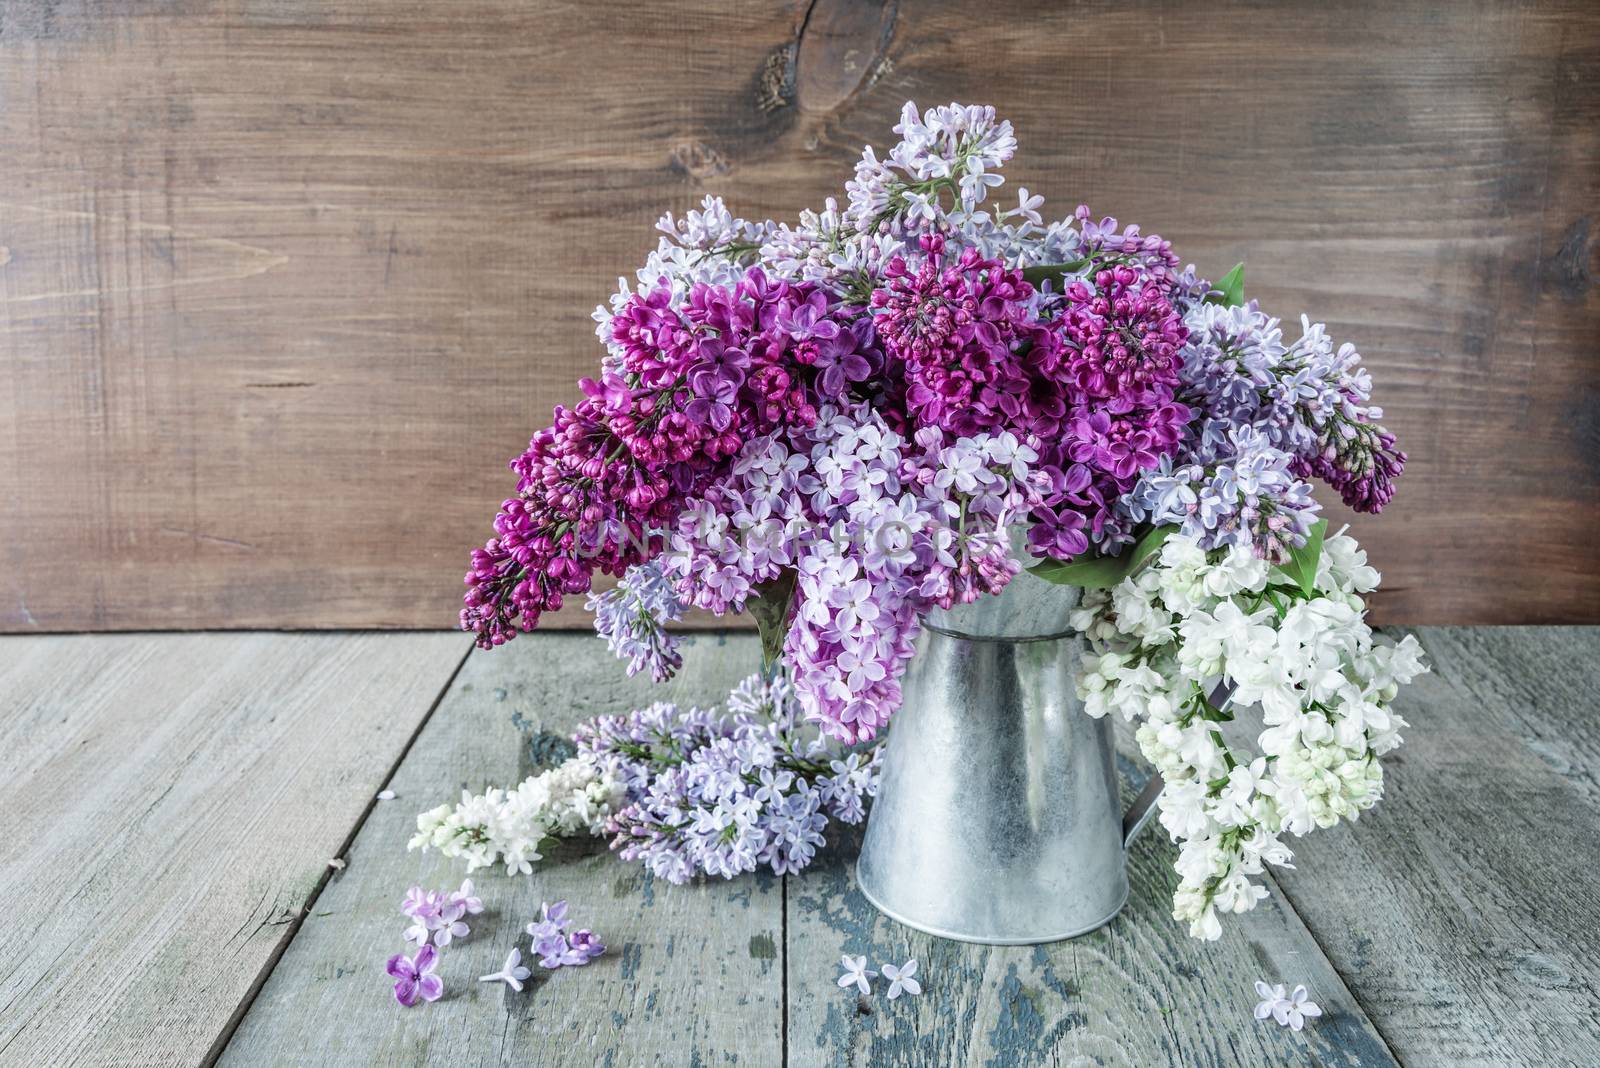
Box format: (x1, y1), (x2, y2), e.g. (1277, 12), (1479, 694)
(387, 944), (443, 1007)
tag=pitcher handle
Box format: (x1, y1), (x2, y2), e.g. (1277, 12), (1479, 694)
(1122, 773), (1165, 849)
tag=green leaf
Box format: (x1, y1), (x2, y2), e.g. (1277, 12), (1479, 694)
(1028, 525), (1174, 589)
(748, 572), (796, 680)
(1276, 518), (1328, 598)
(1020, 258), (1091, 286)
(1203, 262), (1246, 307)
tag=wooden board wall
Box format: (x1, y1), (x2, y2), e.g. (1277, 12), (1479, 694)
(1, 0), (1596, 631)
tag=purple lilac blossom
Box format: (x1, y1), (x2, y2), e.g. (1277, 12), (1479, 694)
(1127, 426), (1321, 562)
(871, 232), (1040, 436)
(525, 899), (606, 969)
(386, 944), (443, 1007)
(574, 672), (882, 882)
(662, 406), (1040, 741)
(463, 269), (869, 650)
(1120, 301), (1403, 556)
(588, 561), (685, 682)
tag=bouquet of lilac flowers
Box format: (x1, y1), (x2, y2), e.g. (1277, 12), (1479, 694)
(459, 101), (1406, 749)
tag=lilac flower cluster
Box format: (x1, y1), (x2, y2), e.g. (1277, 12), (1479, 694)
(462, 100), (1408, 740)
(574, 673), (882, 881)
(587, 561), (685, 683)
(663, 408), (1039, 740)
(1128, 426), (1321, 562)
(871, 234), (1042, 436)
(463, 268), (867, 649)
(402, 880), (483, 948)
(387, 880), (483, 1007)
(525, 900), (605, 968)
(1116, 302), (1404, 558)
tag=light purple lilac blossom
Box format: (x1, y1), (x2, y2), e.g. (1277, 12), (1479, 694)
(1122, 302), (1403, 558)
(662, 407), (1040, 741)
(526, 900), (605, 968)
(574, 672), (882, 882)
(882, 959), (922, 999)
(400, 880), (481, 948)
(465, 100), (1408, 739)
(588, 561), (685, 683)
(1254, 981), (1323, 1031)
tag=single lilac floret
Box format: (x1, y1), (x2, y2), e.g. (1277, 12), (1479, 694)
(386, 944), (443, 1007)
(479, 947), (533, 992)
(881, 958), (922, 1000)
(838, 955), (876, 996)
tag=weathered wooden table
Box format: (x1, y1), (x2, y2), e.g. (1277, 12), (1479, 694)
(2, 628), (1596, 1067)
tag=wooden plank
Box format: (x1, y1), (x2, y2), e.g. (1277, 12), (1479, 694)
(0, 631), (468, 1068)
(2, 1), (1597, 631)
(785, 755), (1398, 1066)
(220, 632), (782, 1067)
(1270, 626), (1600, 1068)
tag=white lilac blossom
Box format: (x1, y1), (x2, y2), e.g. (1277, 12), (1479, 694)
(1074, 528), (1428, 940)
(838, 955), (876, 996)
(408, 755), (627, 876)
(478, 947), (533, 992)
(588, 561), (685, 682)
(1254, 981), (1323, 1031)
(881, 959), (922, 1000)
(576, 672), (882, 883)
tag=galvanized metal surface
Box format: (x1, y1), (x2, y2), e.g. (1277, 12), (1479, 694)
(859, 567), (1165, 944)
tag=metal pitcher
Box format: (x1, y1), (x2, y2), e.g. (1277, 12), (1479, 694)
(856, 543), (1164, 945)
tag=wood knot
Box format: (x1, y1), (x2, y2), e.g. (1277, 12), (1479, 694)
(757, 45), (795, 113)
(1549, 216), (1595, 302)
(670, 141), (730, 181)
(793, 0), (898, 114)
